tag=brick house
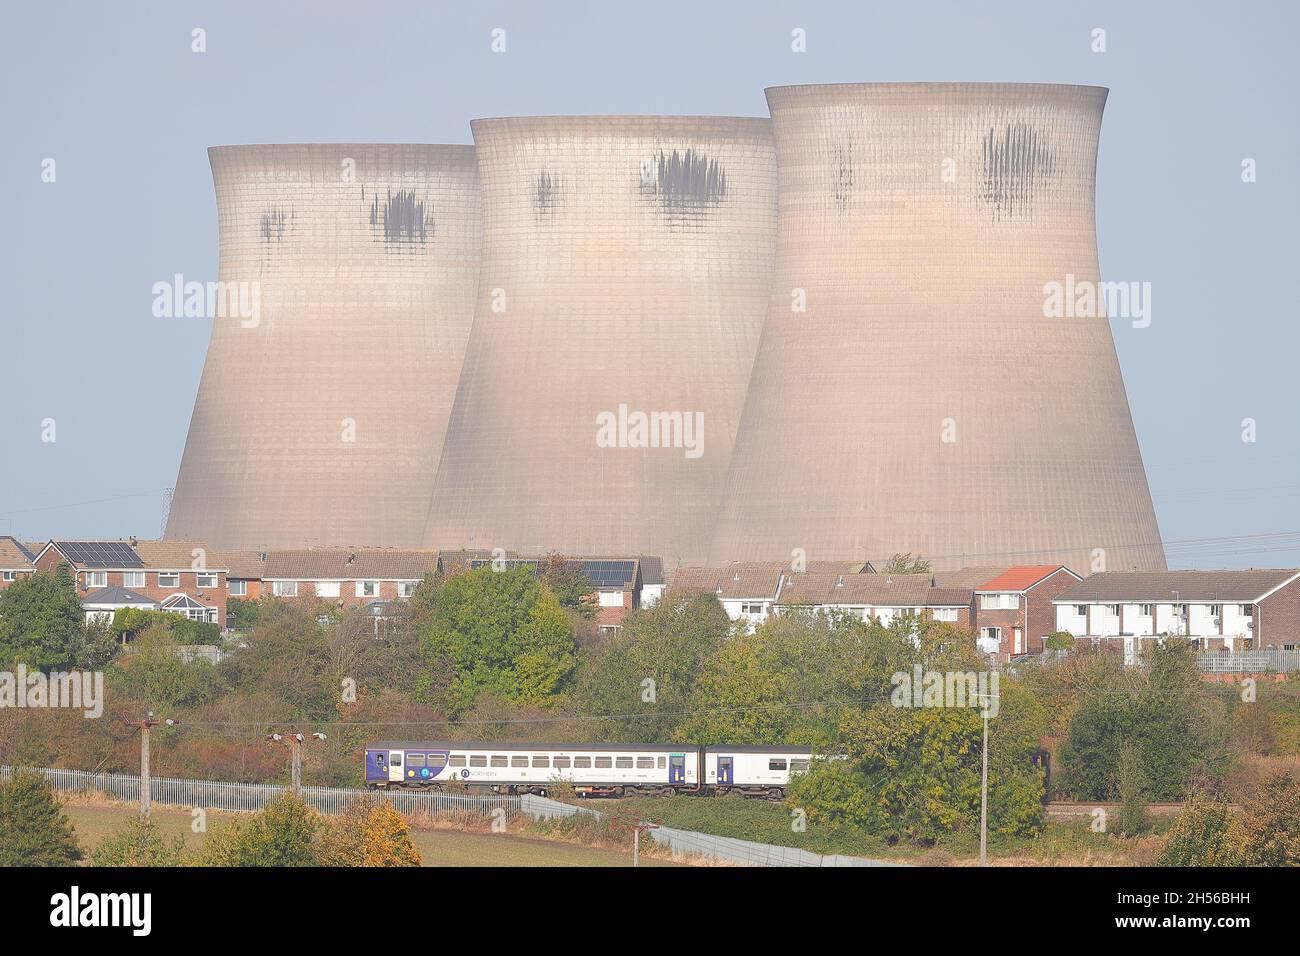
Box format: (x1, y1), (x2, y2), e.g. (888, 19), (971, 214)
(260, 549), (440, 608)
(1053, 569), (1300, 658)
(212, 550), (267, 602)
(0, 536), (35, 590)
(30, 539), (228, 625)
(966, 566), (1083, 659)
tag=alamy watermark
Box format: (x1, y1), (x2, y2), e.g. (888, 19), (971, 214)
(1043, 273), (1151, 328)
(596, 404), (704, 459)
(891, 666), (999, 718)
(0, 666), (103, 718)
(152, 273), (261, 328)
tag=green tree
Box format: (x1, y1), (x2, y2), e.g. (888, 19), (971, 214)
(0, 770), (84, 865)
(1114, 740), (1149, 836)
(418, 567), (576, 713)
(567, 590), (731, 741)
(1044, 631), (1076, 651)
(0, 565), (86, 670)
(91, 817), (186, 866)
(882, 553), (931, 574)
(539, 554), (597, 620)
(107, 624), (222, 710)
(219, 602), (336, 722)
(197, 794), (323, 866)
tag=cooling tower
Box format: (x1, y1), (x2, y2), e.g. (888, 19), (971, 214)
(709, 84), (1165, 572)
(167, 144), (480, 549)
(423, 116), (777, 567)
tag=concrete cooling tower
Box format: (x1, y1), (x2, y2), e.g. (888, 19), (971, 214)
(709, 84), (1165, 572)
(423, 116), (777, 567)
(166, 144), (480, 549)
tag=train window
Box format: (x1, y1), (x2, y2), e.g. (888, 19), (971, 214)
(390, 754), (402, 767)
(636, 757), (654, 769)
(657, 756), (666, 769)
(594, 757), (613, 769)
(552, 757), (570, 769)
(790, 759), (810, 773)
(574, 757), (592, 768)
(408, 754), (426, 768)
(615, 757), (634, 769)
(511, 756), (529, 768)
(449, 755), (466, 768)
(768, 759), (787, 771)
(469, 755), (487, 768)
(428, 754), (448, 769)
(490, 756), (509, 768)
(532, 756), (549, 768)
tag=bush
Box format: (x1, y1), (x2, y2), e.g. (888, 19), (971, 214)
(1227, 771), (1300, 866)
(91, 817), (186, 866)
(1158, 798), (1234, 866)
(318, 798), (421, 867)
(196, 794), (322, 866)
(112, 608), (219, 645)
(0, 770), (83, 865)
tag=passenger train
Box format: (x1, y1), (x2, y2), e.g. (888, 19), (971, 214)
(364, 741), (814, 799)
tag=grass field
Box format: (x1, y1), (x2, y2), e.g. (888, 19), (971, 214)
(61, 800), (681, 867)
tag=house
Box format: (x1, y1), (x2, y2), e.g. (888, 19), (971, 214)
(211, 550), (267, 602)
(31, 539), (227, 626)
(669, 561), (906, 630)
(774, 572), (973, 627)
(670, 563), (789, 628)
(1052, 569), (1300, 659)
(965, 565), (1083, 659)
(81, 585), (159, 624)
(0, 536), (35, 590)
(260, 548), (439, 607)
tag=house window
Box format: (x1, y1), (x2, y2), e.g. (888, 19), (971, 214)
(1238, 604), (1252, 617)
(229, 580), (247, 597)
(398, 581), (417, 598)
(315, 581), (341, 599)
(980, 593), (1020, 610)
(356, 580), (379, 598)
(123, 571), (146, 588)
(1206, 604), (1221, 617)
(158, 572), (180, 588)
(197, 573), (217, 589)
(981, 627), (1002, 643)
(1, 571), (15, 582)
(740, 602), (765, 615)
(1106, 604), (1121, 616)
(85, 571), (107, 588)
(933, 608), (959, 622)
(1139, 604), (1153, 616)
(272, 581), (298, 598)
(1075, 605), (1088, 617)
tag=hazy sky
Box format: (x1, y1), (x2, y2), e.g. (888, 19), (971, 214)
(1, 0), (1296, 569)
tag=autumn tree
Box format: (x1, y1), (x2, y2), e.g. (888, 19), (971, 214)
(320, 797), (421, 867)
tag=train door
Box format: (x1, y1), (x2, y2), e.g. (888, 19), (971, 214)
(718, 755), (734, 786)
(669, 754), (685, 785)
(388, 750), (404, 783)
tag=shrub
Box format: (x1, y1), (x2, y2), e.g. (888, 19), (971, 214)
(91, 817), (186, 866)
(319, 798), (421, 867)
(1158, 798), (1234, 866)
(196, 794), (322, 866)
(0, 770), (83, 865)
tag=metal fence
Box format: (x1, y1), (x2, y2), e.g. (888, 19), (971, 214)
(0, 766), (518, 818)
(1198, 649), (1300, 673)
(518, 794), (903, 868)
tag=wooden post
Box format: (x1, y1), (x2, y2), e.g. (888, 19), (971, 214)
(124, 714), (177, 821)
(979, 709), (989, 867)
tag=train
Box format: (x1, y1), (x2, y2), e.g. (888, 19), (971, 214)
(364, 741), (815, 799)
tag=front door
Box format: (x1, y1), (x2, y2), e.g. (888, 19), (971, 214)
(388, 750), (404, 783)
(669, 754), (685, 785)
(718, 755), (733, 786)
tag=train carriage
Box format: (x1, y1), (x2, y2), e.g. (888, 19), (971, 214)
(365, 741), (699, 796)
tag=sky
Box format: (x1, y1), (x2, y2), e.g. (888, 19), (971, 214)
(0, 0), (1296, 569)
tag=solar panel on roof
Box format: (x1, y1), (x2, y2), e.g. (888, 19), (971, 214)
(57, 541), (144, 569)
